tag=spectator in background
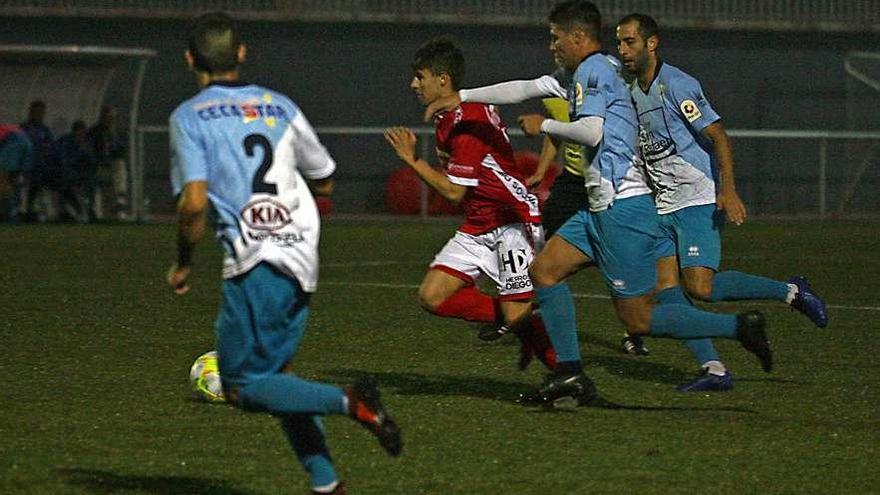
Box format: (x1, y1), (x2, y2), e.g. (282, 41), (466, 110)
(86, 105), (128, 221)
(25, 120), (92, 223)
(20, 100), (55, 222)
(0, 124), (33, 222)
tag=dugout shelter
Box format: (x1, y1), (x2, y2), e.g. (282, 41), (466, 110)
(0, 44), (156, 221)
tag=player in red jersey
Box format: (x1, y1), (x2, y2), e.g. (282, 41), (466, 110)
(385, 37), (555, 371)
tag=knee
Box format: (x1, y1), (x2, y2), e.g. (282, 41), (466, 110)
(417, 285), (445, 313)
(616, 300), (654, 334)
(684, 280), (713, 301)
(528, 263), (559, 289)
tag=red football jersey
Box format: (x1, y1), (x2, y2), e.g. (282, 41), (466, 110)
(434, 103), (540, 235)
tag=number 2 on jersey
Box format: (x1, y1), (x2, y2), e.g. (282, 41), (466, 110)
(244, 134), (278, 195)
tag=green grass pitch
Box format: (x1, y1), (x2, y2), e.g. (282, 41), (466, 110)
(1, 218), (877, 494)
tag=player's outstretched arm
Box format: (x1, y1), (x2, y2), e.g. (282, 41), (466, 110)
(167, 180), (208, 294)
(423, 76), (564, 122)
(703, 122), (746, 226)
(529, 135), (560, 186)
(384, 126), (466, 203)
(423, 93), (462, 122)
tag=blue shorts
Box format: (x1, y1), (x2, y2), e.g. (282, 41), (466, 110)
(554, 208), (596, 261)
(556, 194), (659, 298)
(214, 262), (310, 388)
(655, 204), (724, 270)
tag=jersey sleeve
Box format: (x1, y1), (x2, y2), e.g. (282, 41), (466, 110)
(572, 58), (609, 120)
(169, 109), (207, 197)
(444, 129), (488, 187)
(668, 74), (721, 132)
(290, 111), (336, 180)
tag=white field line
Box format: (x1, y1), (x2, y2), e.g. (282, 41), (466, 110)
(320, 280), (879, 312)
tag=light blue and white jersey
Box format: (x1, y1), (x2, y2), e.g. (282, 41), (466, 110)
(630, 61), (721, 214)
(570, 52), (650, 211)
(170, 82), (336, 290)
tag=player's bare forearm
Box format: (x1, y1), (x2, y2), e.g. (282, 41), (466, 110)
(704, 122), (736, 191)
(167, 181), (208, 294)
(408, 157), (466, 203)
(385, 125), (465, 202)
(530, 135), (559, 186)
(175, 181), (209, 266)
(704, 122), (746, 224)
(176, 209), (206, 266)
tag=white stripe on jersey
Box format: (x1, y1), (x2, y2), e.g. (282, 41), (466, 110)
(221, 118), (333, 291)
(480, 154), (541, 219)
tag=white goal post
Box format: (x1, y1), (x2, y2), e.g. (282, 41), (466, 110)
(0, 44), (156, 220)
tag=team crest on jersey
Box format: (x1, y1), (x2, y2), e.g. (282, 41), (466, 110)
(241, 198), (292, 231)
(575, 83), (584, 106)
(241, 93), (278, 128)
(680, 99), (702, 123)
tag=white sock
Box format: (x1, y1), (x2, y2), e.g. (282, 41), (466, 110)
(703, 360), (727, 376)
(785, 283), (798, 304)
(312, 480), (339, 494)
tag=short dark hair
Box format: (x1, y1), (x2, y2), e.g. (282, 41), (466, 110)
(412, 37), (465, 90)
(549, 0), (602, 40)
(71, 120), (86, 132)
(188, 12), (241, 74)
(618, 13), (659, 40)
(29, 100), (46, 111)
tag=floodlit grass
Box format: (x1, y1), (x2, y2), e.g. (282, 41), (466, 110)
(1, 218), (877, 494)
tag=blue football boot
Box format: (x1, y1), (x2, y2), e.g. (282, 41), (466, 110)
(788, 276), (828, 328)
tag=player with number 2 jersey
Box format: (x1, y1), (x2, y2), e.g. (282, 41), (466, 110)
(170, 82), (333, 290)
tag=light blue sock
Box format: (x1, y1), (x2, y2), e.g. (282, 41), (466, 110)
(710, 270), (790, 302)
(535, 283), (581, 363)
(239, 374), (346, 415)
(280, 414), (338, 489)
(649, 304), (738, 340)
(655, 287), (722, 365)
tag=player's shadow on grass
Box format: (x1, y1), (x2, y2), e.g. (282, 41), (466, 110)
(492, 332), (694, 386)
(587, 353), (691, 386)
(322, 368), (758, 414)
(323, 368), (527, 403)
(59, 468), (255, 495)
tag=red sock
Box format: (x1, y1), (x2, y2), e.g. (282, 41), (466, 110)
(433, 286), (499, 323)
(522, 314), (558, 370)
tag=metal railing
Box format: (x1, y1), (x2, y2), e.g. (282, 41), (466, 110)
(134, 125), (880, 220)
(1, 1), (879, 31)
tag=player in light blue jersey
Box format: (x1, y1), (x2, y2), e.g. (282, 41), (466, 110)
(616, 13), (829, 392)
(165, 13), (400, 494)
(426, 0), (778, 407)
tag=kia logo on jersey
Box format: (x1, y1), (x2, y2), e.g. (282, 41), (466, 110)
(241, 198), (293, 231)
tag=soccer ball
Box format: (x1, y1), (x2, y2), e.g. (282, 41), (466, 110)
(189, 350), (225, 403)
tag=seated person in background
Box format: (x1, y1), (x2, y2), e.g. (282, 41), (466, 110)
(0, 124), (33, 222)
(20, 100), (54, 221)
(86, 105), (128, 221)
(27, 120), (93, 222)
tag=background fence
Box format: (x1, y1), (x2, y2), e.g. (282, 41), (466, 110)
(135, 126), (880, 220)
(1, 0), (879, 30)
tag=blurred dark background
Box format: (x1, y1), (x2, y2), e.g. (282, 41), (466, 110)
(1, 1), (878, 217)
